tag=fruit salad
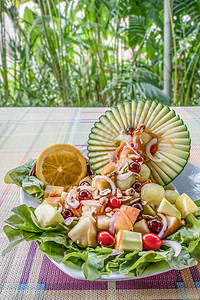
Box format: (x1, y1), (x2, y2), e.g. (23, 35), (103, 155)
(2, 100), (200, 281)
(3, 142), (200, 281)
(33, 152), (198, 253)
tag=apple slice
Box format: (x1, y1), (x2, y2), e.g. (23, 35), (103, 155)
(114, 205), (140, 232)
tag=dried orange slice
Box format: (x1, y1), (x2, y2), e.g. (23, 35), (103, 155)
(35, 143), (87, 190)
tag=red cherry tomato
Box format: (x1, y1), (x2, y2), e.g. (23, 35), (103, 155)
(150, 144), (158, 155)
(97, 231), (115, 247)
(108, 196), (121, 209)
(142, 233), (161, 251)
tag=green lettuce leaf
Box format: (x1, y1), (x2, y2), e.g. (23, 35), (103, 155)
(2, 225), (41, 256)
(4, 158), (36, 187)
(22, 176), (44, 199)
(39, 241), (66, 263)
(82, 247), (113, 281)
(63, 249), (87, 267)
(5, 204), (63, 232)
(105, 252), (126, 273)
(120, 250), (166, 276)
(168, 214), (200, 243)
(166, 247), (197, 269)
(40, 231), (68, 247)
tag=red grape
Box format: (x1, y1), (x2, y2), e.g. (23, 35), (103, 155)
(134, 156), (144, 163)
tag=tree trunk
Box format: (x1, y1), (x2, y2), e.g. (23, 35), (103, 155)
(163, 0), (173, 101)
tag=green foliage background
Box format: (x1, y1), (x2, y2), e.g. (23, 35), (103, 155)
(0, 0), (199, 107)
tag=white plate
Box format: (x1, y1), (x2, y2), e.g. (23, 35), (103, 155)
(20, 162), (200, 281)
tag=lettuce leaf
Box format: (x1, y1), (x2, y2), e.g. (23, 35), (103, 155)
(2, 225), (41, 256)
(39, 241), (67, 263)
(21, 176), (44, 199)
(119, 250), (166, 276)
(4, 158), (36, 187)
(4, 159), (44, 199)
(82, 247), (113, 281)
(165, 247), (197, 269)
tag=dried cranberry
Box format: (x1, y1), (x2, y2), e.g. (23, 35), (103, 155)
(148, 219), (163, 235)
(129, 162), (141, 173)
(132, 203), (143, 214)
(61, 209), (74, 219)
(78, 189), (91, 200)
(126, 126), (135, 135)
(80, 181), (90, 186)
(134, 156), (144, 163)
(150, 144), (158, 155)
(132, 181), (142, 192)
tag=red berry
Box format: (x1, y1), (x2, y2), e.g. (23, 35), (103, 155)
(150, 144), (158, 155)
(135, 156), (144, 163)
(148, 219), (163, 234)
(132, 181), (142, 192)
(132, 203), (143, 214)
(80, 181), (90, 186)
(97, 231), (115, 247)
(126, 126), (135, 135)
(61, 209), (74, 219)
(78, 189), (91, 200)
(108, 196), (121, 209)
(142, 233), (161, 251)
(129, 162), (141, 173)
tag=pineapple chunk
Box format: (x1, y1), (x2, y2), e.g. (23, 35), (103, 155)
(175, 193), (198, 218)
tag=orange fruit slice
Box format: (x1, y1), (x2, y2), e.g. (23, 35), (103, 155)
(36, 143), (87, 190)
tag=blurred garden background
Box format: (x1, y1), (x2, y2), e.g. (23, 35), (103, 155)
(0, 0), (199, 107)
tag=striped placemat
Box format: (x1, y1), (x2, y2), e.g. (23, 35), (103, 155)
(0, 106), (200, 300)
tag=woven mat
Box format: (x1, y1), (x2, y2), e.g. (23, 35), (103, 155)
(0, 107), (200, 300)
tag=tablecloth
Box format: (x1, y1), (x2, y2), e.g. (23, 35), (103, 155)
(0, 106), (200, 300)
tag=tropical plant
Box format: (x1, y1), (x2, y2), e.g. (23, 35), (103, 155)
(0, 0), (199, 107)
